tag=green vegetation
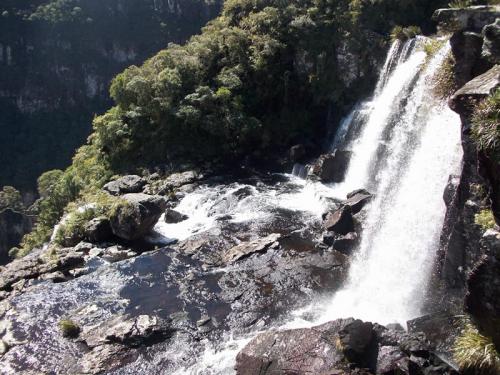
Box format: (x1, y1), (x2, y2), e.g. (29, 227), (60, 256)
(433, 53), (458, 99)
(423, 39), (446, 57)
(454, 322), (500, 375)
(53, 189), (127, 246)
(448, 0), (476, 8)
(475, 209), (497, 231)
(28, 0), (87, 24)
(19, 146), (112, 255)
(471, 89), (500, 162)
(420, 39), (458, 99)
(58, 319), (80, 338)
(0, 186), (24, 212)
(16, 0), (450, 256)
(390, 25), (421, 41)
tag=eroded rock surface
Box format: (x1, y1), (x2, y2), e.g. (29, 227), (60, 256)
(236, 318), (457, 375)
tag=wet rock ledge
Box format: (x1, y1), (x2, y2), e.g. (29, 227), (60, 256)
(236, 318), (458, 375)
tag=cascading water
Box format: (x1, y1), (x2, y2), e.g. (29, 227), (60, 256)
(169, 37), (464, 373)
(288, 38), (463, 328)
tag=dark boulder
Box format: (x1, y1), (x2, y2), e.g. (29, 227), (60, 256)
(345, 190), (373, 214)
(482, 18), (500, 64)
(110, 193), (167, 241)
(337, 319), (375, 366)
(164, 209), (188, 224)
(84, 217), (112, 243)
(235, 319), (356, 375)
(310, 150), (352, 183)
(158, 171), (199, 193)
(103, 175), (146, 196)
(324, 205), (355, 235)
(407, 312), (463, 355)
(333, 232), (359, 255)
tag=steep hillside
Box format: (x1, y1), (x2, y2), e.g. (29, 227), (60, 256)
(0, 0), (222, 191)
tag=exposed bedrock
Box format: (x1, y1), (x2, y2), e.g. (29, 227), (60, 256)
(235, 318), (457, 375)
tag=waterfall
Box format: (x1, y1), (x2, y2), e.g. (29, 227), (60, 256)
(174, 38), (463, 373)
(291, 38), (463, 327)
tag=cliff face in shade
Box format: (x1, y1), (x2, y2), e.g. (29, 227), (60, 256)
(0, 0), (222, 191)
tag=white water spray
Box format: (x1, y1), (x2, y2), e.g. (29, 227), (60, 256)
(290, 38), (463, 327)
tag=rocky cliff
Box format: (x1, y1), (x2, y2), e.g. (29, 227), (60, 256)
(0, 0), (222, 191)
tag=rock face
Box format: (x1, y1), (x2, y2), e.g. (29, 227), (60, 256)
(483, 18), (500, 64)
(449, 64), (500, 116)
(433, 6), (500, 33)
(84, 217), (113, 243)
(465, 229), (500, 349)
(222, 233), (281, 264)
(345, 189), (373, 214)
(235, 318), (457, 375)
(0, 247), (84, 295)
(324, 206), (355, 235)
(81, 314), (174, 348)
(110, 193), (167, 241)
(0, 0), (223, 191)
(310, 150), (352, 183)
(103, 175), (146, 196)
(0, 209), (32, 263)
(164, 209), (188, 224)
(450, 31), (485, 87)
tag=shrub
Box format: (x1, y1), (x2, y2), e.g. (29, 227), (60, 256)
(0, 186), (24, 212)
(53, 190), (125, 246)
(390, 25), (421, 41)
(475, 209), (497, 231)
(471, 89), (500, 162)
(58, 319), (80, 338)
(454, 322), (500, 375)
(19, 145), (112, 255)
(448, 0), (477, 8)
(423, 39), (446, 57)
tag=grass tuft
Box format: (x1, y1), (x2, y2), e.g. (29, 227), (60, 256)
(471, 89), (500, 162)
(390, 25), (421, 42)
(454, 322), (500, 375)
(475, 209), (497, 231)
(58, 319), (80, 338)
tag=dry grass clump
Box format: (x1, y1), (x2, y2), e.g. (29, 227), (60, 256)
(454, 322), (500, 375)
